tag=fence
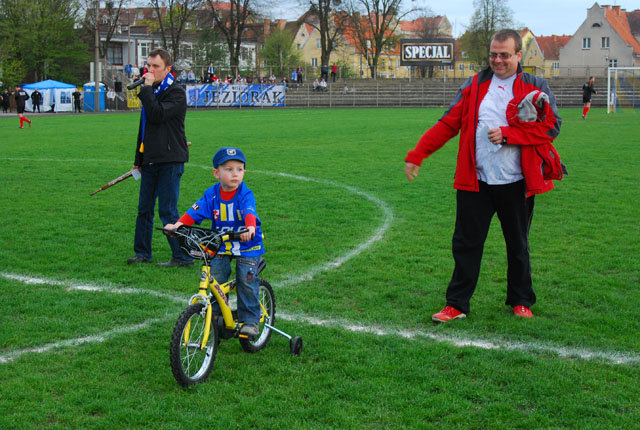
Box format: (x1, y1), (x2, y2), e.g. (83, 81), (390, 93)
(73, 76), (610, 112)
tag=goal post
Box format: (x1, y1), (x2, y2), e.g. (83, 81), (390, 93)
(607, 67), (640, 113)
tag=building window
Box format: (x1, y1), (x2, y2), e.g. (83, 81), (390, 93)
(459, 63), (465, 71)
(311, 58), (318, 67)
(582, 37), (591, 49)
(448, 63), (455, 71)
(469, 63), (475, 71)
(609, 59), (618, 67)
(439, 65), (445, 71)
(316, 39), (321, 49)
(140, 41), (151, 59)
(552, 62), (559, 70)
(297, 43), (301, 50)
(107, 44), (123, 65)
(381, 59), (385, 68)
(602, 37), (610, 48)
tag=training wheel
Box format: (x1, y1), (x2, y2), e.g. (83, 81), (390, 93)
(289, 336), (303, 355)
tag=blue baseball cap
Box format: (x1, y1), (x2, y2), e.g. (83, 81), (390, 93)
(213, 147), (246, 168)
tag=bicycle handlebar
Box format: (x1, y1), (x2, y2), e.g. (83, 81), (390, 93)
(155, 226), (250, 241)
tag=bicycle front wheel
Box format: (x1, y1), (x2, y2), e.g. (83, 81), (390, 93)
(170, 303), (218, 387)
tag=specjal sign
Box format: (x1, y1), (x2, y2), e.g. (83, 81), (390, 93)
(400, 38), (455, 66)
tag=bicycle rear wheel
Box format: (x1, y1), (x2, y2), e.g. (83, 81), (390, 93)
(170, 303), (218, 387)
(240, 278), (275, 353)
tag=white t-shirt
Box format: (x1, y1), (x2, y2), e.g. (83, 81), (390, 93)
(475, 74), (523, 184)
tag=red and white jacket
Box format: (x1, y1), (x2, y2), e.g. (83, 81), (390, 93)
(406, 65), (563, 197)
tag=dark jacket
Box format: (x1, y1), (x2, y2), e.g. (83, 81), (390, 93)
(14, 90), (29, 108)
(31, 91), (43, 105)
(135, 80), (189, 166)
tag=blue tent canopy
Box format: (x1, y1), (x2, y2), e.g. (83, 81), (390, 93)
(23, 79), (76, 89)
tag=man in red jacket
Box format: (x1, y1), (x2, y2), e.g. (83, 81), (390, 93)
(405, 29), (562, 322)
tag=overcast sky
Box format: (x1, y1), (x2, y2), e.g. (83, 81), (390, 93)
(270, 0), (637, 38)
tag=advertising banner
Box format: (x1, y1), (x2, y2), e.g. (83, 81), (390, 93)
(186, 84), (286, 107)
(400, 38), (455, 66)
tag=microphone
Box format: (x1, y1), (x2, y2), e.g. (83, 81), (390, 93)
(127, 78), (145, 90)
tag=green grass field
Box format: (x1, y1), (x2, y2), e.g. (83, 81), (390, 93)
(1, 107), (639, 428)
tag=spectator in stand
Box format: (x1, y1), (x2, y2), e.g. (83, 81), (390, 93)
(313, 78), (320, 91)
(179, 70), (187, 84)
(187, 70), (196, 84)
(258, 76), (265, 84)
(280, 77), (288, 89)
(207, 63), (215, 76)
(246, 73), (254, 84)
(291, 70), (297, 86)
(319, 78), (327, 91)
(132, 64), (140, 80)
(212, 74), (219, 84)
(331, 63), (338, 82)
(296, 66), (303, 85)
(320, 65), (329, 82)
(125, 63), (133, 79)
(140, 63), (148, 77)
(31, 88), (43, 113)
(1, 89), (11, 113)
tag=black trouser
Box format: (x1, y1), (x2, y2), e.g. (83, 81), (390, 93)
(445, 180), (536, 314)
(74, 100), (81, 112)
(33, 103), (40, 112)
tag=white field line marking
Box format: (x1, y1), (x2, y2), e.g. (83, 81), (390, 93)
(3, 157), (393, 290)
(2, 273), (639, 365)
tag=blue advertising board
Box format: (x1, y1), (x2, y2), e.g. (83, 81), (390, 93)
(186, 84), (286, 107)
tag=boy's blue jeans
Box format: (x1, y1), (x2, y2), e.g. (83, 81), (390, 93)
(211, 255), (261, 326)
(133, 162), (192, 263)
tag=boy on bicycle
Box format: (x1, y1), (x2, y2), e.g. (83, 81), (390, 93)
(164, 147), (265, 337)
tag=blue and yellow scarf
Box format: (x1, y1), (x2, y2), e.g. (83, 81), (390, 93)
(139, 72), (175, 152)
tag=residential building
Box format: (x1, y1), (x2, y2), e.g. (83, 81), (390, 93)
(559, 3), (640, 77)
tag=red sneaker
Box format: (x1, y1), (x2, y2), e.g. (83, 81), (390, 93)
(432, 306), (466, 323)
(513, 305), (533, 318)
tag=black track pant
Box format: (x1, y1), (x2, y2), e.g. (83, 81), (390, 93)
(445, 180), (536, 314)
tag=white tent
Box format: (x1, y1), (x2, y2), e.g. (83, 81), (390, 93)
(22, 79), (77, 112)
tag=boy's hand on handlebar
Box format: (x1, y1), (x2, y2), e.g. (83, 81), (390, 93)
(240, 226), (255, 242)
(162, 222), (183, 236)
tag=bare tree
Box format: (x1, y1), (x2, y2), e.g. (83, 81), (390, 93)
(340, 0), (415, 79)
(149, 0), (204, 64)
(299, 0), (346, 71)
(205, 0), (255, 76)
(412, 12), (443, 78)
(461, 0), (514, 66)
(80, 0), (124, 59)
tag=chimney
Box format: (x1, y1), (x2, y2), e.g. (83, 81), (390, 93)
(278, 19), (286, 30)
(264, 19), (271, 38)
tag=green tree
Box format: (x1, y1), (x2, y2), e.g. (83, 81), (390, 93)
(460, 0), (514, 66)
(261, 27), (301, 78)
(0, 0), (89, 85)
(192, 27), (226, 71)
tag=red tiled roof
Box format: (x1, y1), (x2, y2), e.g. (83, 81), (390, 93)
(535, 35), (571, 60)
(604, 5), (640, 55)
(400, 16), (443, 34)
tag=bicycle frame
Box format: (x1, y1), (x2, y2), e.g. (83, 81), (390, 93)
(185, 262), (270, 349)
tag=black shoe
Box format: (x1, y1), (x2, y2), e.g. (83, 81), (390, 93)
(126, 256), (152, 264)
(157, 259), (194, 267)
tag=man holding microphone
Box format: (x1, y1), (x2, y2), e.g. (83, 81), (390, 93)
(126, 48), (193, 267)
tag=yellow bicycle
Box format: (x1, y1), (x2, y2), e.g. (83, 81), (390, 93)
(158, 225), (302, 387)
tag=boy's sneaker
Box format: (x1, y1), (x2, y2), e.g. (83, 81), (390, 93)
(513, 305), (533, 318)
(239, 323), (259, 338)
(432, 306), (466, 323)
